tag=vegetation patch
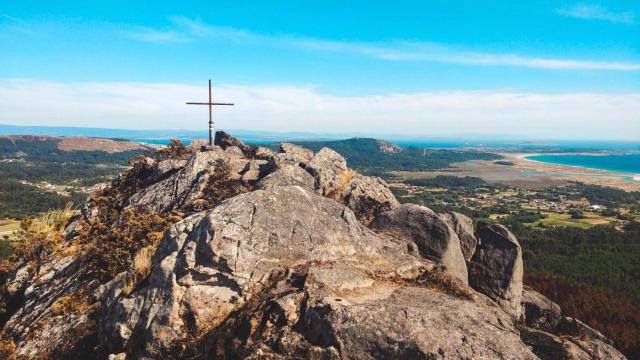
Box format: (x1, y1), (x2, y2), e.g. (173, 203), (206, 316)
(9, 204), (76, 267)
(405, 175), (487, 188)
(198, 160), (251, 211)
(526, 272), (640, 358)
(0, 179), (85, 219)
(50, 288), (90, 316)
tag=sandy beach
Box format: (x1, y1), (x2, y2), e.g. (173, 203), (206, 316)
(394, 152), (640, 191)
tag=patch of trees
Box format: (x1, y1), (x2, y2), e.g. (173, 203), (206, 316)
(575, 184), (640, 207)
(0, 162), (121, 185)
(0, 180), (87, 219)
(494, 160), (515, 166)
(405, 175), (487, 188)
(0, 138), (143, 164)
(526, 272), (640, 358)
(569, 209), (585, 219)
(516, 222), (640, 357)
(499, 210), (546, 227)
(539, 182), (640, 208)
(516, 222), (640, 307)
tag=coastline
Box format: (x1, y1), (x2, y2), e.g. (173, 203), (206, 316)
(520, 153), (640, 179)
(395, 152), (640, 191)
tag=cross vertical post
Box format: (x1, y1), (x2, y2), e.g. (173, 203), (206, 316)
(208, 79), (213, 146)
(187, 79), (234, 147)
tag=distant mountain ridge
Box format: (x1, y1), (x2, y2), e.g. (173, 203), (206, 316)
(0, 135), (152, 154)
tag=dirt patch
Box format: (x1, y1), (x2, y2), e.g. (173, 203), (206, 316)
(57, 137), (148, 153)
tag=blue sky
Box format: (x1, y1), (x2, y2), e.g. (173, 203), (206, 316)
(1, 1), (639, 139)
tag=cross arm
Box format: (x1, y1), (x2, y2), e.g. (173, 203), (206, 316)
(186, 102), (235, 106)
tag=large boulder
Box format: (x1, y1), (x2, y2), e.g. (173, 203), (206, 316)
(214, 130), (252, 155)
(468, 221), (523, 318)
(271, 143), (314, 168)
(249, 146), (275, 160)
(103, 185), (402, 356)
(205, 261), (538, 359)
(371, 204), (468, 284)
(304, 147), (349, 196)
(150, 158), (188, 183)
(521, 327), (626, 360)
(556, 316), (613, 345)
(340, 174), (400, 225)
(239, 159), (269, 182)
(440, 212), (477, 260)
(256, 164), (315, 190)
(126, 147), (249, 212)
(522, 287), (562, 331)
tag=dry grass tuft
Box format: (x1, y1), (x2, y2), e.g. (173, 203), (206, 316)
(392, 268), (475, 301)
(21, 203), (75, 235)
(337, 170), (356, 192)
(9, 203), (77, 266)
(198, 160), (250, 211)
(133, 246), (154, 279)
(79, 207), (182, 283)
(339, 170), (357, 184)
(327, 170), (357, 202)
(418, 270), (475, 300)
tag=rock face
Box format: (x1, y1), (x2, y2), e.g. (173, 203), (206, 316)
(440, 212), (477, 260)
(215, 130), (252, 155)
(304, 147), (348, 196)
(339, 174), (400, 225)
(0, 132), (628, 360)
(522, 287), (562, 331)
(104, 185), (402, 356)
(521, 321), (625, 360)
(371, 204), (468, 284)
(2, 255), (89, 359)
(205, 267), (538, 359)
(271, 143), (314, 169)
(468, 221), (524, 318)
(256, 164), (315, 190)
(126, 146), (251, 212)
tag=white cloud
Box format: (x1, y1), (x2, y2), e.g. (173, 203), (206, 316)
(122, 16), (640, 72)
(557, 4), (635, 24)
(0, 80), (639, 140)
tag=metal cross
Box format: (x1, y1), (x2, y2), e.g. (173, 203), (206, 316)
(186, 79), (234, 146)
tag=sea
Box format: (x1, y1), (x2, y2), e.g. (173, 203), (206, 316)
(526, 153), (640, 175)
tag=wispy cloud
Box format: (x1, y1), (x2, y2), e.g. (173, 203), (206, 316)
(125, 26), (191, 43)
(124, 16), (640, 71)
(0, 14), (23, 22)
(1, 79), (639, 140)
(557, 3), (635, 24)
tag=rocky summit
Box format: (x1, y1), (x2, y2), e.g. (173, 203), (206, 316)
(0, 132), (627, 359)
